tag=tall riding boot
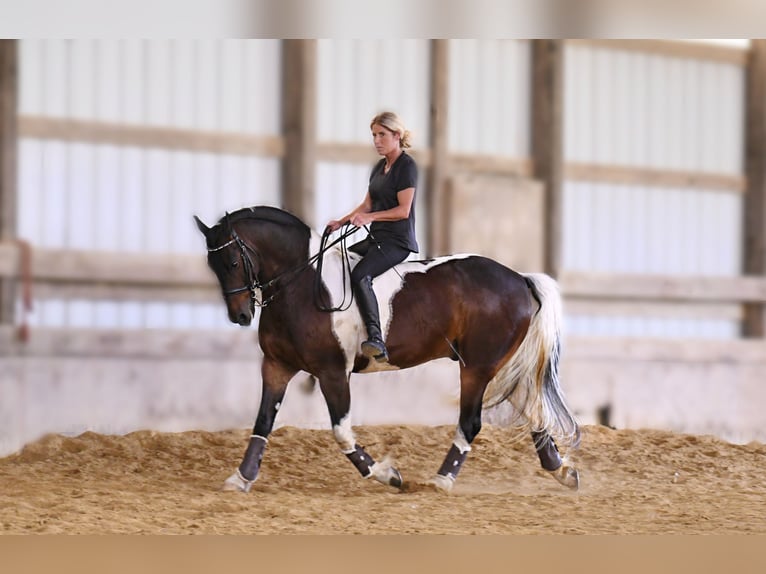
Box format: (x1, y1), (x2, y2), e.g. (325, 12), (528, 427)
(353, 275), (389, 363)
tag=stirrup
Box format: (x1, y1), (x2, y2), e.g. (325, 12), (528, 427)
(361, 338), (388, 363)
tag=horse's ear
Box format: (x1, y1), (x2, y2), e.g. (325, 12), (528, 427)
(222, 212), (232, 232)
(194, 215), (210, 236)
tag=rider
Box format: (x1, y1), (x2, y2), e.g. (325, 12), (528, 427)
(326, 111), (419, 363)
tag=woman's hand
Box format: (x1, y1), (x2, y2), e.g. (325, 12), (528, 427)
(326, 219), (343, 232)
(350, 212), (374, 227)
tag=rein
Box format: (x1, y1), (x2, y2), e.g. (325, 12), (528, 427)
(207, 222), (359, 309)
(313, 223), (357, 312)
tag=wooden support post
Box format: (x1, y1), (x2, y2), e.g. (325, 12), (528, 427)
(744, 40), (766, 338)
(0, 40), (18, 325)
(281, 40), (317, 228)
(427, 40), (450, 257)
(531, 40), (564, 278)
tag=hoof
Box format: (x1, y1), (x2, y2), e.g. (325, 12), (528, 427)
(428, 474), (455, 493)
(222, 469), (255, 493)
(549, 465), (579, 490)
(369, 458), (403, 489)
(388, 467), (403, 489)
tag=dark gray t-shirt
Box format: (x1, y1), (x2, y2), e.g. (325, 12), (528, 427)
(368, 151), (419, 252)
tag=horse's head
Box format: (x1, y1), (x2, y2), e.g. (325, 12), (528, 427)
(195, 213), (257, 327)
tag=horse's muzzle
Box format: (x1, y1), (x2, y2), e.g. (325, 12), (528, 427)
(235, 312), (252, 326)
(228, 307), (252, 326)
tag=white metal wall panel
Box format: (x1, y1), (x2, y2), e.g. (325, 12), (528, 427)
(317, 40), (430, 144)
(448, 40), (531, 158)
(17, 40), (282, 329)
(563, 44), (745, 338)
(565, 43), (744, 173)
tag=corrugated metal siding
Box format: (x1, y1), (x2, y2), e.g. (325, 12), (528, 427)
(565, 45), (743, 172)
(17, 40), (282, 329)
(448, 40), (531, 157)
(563, 43), (745, 338)
(317, 40), (430, 144)
(316, 40), (431, 256)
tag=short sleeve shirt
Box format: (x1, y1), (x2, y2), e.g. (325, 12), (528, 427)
(368, 151), (419, 252)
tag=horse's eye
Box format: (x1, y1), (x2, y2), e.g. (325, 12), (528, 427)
(231, 260), (239, 268)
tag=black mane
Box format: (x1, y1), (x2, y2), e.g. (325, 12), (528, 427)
(204, 205), (310, 251)
(219, 206), (311, 232)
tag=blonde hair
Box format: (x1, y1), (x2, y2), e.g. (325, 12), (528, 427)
(370, 111), (412, 149)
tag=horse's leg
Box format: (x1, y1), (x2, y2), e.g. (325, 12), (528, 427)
(531, 430), (579, 490)
(430, 368), (487, 492)
(317, 371), (402, 488)
(222, 357), (296, 492)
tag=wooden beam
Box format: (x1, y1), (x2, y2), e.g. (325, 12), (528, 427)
(317, 142), (378, 164)
(0, 40), (17, 325)
(743, 40), (766, 337)
(532, 40), (565, 278)
(0, 326), (260, 360)
(566, 162), (746, 193)
(566, 336), (766, 364)
(31, 283), (220, 304)
(568, 40), (748, 67)
(4, 325), (763, 364)
(316, 142), (432, 168)
(18, 116), (284, 157)
(566, 299), (743, 322)
(281, 40), (317, 227)
(561, 271), (766, 304)
(451, 154), (533, 178)
(0, 242), (215, 287)
(428, 39), (450, 257)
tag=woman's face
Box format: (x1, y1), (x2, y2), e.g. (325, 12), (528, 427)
(371, 123), (400, 156)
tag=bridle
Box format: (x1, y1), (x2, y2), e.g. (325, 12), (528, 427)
(207, 224), (274, 306)
(207, 221), (359, 309)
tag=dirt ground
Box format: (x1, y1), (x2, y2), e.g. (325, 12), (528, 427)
(0, 424), (764, 534)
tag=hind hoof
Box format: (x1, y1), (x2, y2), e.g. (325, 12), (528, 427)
(222, 469), (255, 493)
(428, 474), (455, 493)
(549, 465), (579, 490)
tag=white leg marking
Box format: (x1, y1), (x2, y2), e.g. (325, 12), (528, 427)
(332, 414), (356, 453)
(453, 427), (472, 454)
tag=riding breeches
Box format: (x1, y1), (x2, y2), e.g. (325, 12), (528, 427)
(349, 238), (410, 285)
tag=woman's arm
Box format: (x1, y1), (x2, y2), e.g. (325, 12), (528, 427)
(326, 192), (373, 231)
(350, 187), (414, 227)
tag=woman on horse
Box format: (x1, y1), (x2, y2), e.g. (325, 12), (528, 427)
(326, 111), (419, 363)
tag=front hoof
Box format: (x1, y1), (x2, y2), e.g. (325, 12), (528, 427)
(369, 459), (403, 489)
(549, 465), (579, 490)
(222, 469), (255, 493)
(428, 474), (455, 493)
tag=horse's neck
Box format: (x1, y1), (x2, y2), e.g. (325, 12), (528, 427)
(245, 222), (310, 281)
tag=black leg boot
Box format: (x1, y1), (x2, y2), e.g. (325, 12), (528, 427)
(354, 275), (389, 363)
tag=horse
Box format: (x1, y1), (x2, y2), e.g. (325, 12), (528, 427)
(194, 205), (580, 493)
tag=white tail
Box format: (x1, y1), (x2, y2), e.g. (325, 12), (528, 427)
(482, 273), (579, 446)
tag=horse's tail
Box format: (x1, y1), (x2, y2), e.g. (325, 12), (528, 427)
(482, 273), (580, 448)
